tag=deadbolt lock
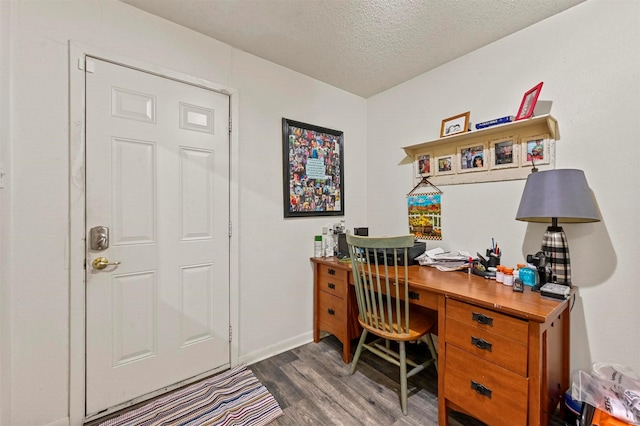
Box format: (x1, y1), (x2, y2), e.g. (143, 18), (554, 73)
(90, 226), (110, 250)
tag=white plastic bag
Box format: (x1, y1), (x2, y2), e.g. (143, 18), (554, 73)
(571, 363), (640, 425)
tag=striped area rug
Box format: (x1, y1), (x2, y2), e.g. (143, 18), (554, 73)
(99, 365), (283, 426)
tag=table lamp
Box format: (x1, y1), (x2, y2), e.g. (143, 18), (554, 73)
(515, 169), (599, 286)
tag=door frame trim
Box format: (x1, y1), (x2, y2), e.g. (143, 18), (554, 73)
(68, 41), (240, 425)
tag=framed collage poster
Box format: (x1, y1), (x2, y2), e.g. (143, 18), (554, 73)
(489, 137), (518, 170)
(457, 143), (487, 173)
(282, 118), (344, 218)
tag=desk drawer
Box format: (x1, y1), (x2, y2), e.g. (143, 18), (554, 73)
(405, 287), (438, 310)
(318, 290), (347, 332)
(447, 299), (528, 345)
(318, 265), (348, 299)
(444, 345), (528, 426)
(446, 318), (528, 376)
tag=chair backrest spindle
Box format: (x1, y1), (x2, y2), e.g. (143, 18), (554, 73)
(347, 234), (415, 338)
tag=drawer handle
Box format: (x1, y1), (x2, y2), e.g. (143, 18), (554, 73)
(472, 312), (494, 326)
(471, 380), (492, 399)
(471, 336), (493, 352)
(408, 291), (420, 300)
(327, 308), (335, 315)
(328, 283), (336, 289)
(328, 268), (336, 275)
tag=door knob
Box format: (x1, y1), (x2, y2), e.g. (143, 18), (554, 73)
(92, 257), (121, 270)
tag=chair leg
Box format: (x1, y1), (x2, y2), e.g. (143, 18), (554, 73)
(350, 329), (368, 375)
(399, 341), (408, 415)
(424, 333), (438, 372)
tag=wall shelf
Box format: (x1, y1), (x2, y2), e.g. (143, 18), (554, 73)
(403, 115), (559, 185)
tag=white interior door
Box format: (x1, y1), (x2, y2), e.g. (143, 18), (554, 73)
(85, 58), (230, 416)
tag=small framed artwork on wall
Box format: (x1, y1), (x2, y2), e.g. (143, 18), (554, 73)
(489, 137), (518, 169)
(457, 143), (487, 173)
(414, 153), (432, 177)
(521, 134), (550, 166)
(435, 155), (455, 175)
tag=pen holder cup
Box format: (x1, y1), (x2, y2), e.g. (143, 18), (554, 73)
(486, 250), (500, 268)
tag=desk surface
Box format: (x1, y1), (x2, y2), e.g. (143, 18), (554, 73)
(312, 256), (569, 323)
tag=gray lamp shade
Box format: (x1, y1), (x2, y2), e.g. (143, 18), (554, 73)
(515, 169), (600, 223)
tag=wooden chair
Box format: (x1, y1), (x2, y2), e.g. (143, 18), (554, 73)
(346, 234), (438, 415)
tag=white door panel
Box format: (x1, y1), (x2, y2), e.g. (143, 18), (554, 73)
(85, 58), (230, 415)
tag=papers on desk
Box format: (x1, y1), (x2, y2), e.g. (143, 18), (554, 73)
(415, 247), (472, 272)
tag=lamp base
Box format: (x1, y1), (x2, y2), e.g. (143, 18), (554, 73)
(541, 226), (571, 286)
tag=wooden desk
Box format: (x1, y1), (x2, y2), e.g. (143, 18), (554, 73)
(311, 257), (571, 426)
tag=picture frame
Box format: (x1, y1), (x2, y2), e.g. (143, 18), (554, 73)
(515, 82), (543, 121)
(408, 193), (442, 241)
(414, 153), (432, 177)
(440, 112), (470, 138)
(435, 155), (456, 176)
(521, 134), (550, 166)
(282, 118), (344, 218)
(457, 143), (487, 173)
(489, 136), (519, 170)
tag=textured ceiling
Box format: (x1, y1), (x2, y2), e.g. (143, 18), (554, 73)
(120, 0), (585, 98)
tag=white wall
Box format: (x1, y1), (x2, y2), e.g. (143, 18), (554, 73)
(1, 1), (367, 425)
(0, 1), (12, 424)
(227, 52), (367, 362)
(367, 0), (640, 375)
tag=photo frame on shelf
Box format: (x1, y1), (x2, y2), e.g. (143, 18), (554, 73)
(515, 82), (543, 121)
(489, 136), (519, 170)
(521, 134), (550, 166)
(414, 153), (432, 178)
(457, 143), (487, 173)
(404, 114), (558, 185)
(282, 118), (344, 218)
(440, 111), (470, 138)
(435, 155), (456, 176)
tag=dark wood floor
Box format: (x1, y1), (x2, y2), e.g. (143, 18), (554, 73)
(250, 335), (478, 425)
(249, 335), (568, 426)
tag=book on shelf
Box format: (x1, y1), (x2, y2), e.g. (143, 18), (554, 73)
(475, 115), (514, 130)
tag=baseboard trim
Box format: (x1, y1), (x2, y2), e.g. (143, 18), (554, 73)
(44, 417), (69, 426)
(240, 331), (313, 366)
